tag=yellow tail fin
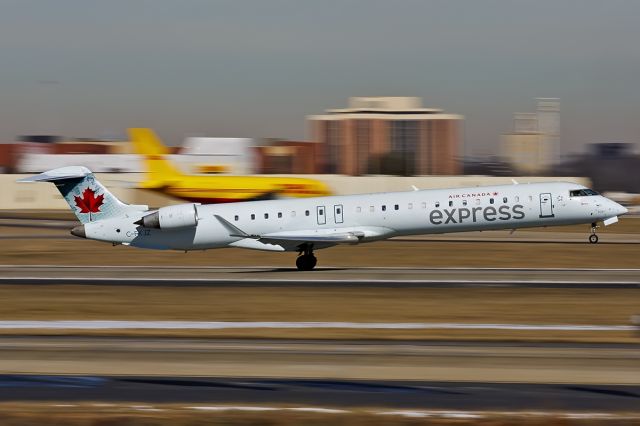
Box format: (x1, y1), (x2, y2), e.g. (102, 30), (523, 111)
(128, 128), (183, 189)
(128, 128), (170, 155)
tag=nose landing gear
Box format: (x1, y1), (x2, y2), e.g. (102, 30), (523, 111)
(589, 222), (599, 244)
(296, 244), (317, 271)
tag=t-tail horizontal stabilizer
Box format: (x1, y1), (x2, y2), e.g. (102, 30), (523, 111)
(18, 166), (147, 224)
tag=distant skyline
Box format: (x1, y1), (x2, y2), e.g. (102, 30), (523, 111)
(1, 0), (639, 157)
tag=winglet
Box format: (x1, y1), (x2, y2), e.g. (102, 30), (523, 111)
(214, 214), (258, 239)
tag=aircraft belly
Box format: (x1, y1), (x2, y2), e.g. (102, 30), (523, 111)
(122, 219), (234, 251)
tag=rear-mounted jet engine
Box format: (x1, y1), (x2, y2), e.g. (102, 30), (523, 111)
(135, 203), (199, 229)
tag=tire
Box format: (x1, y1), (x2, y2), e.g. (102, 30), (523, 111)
(589, 234), (599, 244)
(296, 255), (316, 271)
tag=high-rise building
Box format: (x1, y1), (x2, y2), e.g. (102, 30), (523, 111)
(536, 98), (560, 164)
(501, 98), (559, 174)
(308, 97), (463, 175)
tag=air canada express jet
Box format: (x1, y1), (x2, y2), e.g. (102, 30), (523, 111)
(19, 166), (628, 270)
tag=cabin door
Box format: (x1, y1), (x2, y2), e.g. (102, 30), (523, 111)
(316, 205), (326, 225)
(334, 204), (344, 224)
(539, 193), (554, 218)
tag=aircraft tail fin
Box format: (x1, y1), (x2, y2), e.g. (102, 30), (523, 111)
(18, 166), (147, 224)
(128, 128), (183, 189)
(128, 128), (170, 155)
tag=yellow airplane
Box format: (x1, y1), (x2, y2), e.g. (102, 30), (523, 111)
(129, 128), (331, 204)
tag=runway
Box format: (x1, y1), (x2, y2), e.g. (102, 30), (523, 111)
(0, 337), (639, 411)
(1, 375), (639, 412)
(0, 320), (634, 331)
(1, 337), (639, 385)
(1, 265), (639, 288)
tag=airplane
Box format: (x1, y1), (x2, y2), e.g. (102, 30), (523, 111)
(19, 166), (628, 270)
(129, 128), (332, 203)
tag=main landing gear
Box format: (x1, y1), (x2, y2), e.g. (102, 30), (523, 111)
(589, 222), (599, 244)
(296, 244), (317, 271)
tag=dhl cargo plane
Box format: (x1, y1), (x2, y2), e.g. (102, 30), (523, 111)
(129, 128), (331, 203)
(20, 166), (628, 270)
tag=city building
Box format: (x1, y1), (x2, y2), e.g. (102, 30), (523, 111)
(501, 98), (559, 174)
(536, 98), (560, 161)
(308, 97), (463, 175)
(254, 140), (322, 174)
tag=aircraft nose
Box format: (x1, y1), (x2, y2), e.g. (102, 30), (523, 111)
(610, 201), (628, 216)
(617, 204), (629, 216)
(70, 225), (86, 238)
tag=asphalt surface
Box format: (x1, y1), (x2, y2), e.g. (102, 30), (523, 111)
(2, 337), (639, 385)
(1, 375), (639, 411)
(1, 265), (639, 287)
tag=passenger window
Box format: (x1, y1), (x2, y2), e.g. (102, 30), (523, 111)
(490, 198), (494, 204)
(278, 212), (282, 218)
(421, 202), (427, 209)
(503, 197), (508, 203)
(475, 199), (480, 205)
(435, 202), (439, 208)
(382, 205), (386, 211)
(515, 196), (520, 202)
(394, 204), (399, 210)
(408, 203), (413, 209)
(529, 195), (533, 201)
(264, 213), (269, 219)
(370, 206), (374, 212)
(234, 215), (239, 221)
(448, 201), (453, 207)
(251, 214), (255, 220)
(305, 210), (310, 216)
(356, 207), (362, 213)
(462, 200), (467, 206)
(291, 211), (296, 217)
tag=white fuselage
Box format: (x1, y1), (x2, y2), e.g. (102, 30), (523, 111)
(83, 181), (627, 251)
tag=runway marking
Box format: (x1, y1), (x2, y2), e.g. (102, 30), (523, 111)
(130, 404), (163, 412)
(2, 264), (640, 272)
(285, 407), (349, 414)
(187, 406), (279, 412)
(2, 277), (639, 286)
(42, 403), (640, 420)
(0, 320), (634, 331)
(378, 410), (482, 419)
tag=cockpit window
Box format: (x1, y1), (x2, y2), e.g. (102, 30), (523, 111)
(569, 189), (599, 197)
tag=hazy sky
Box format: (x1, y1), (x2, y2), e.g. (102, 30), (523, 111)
(1, 0), (639, 156)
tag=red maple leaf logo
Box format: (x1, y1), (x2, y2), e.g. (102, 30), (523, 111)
(74, 187), (104, 215)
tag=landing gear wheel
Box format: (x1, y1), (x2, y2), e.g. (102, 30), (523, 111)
(589, 222), (599, 244)
(296, 254), (317, 271)
(296, 243), (317, 271)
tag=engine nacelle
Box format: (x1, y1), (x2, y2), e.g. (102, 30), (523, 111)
(137, 204), (199, 229)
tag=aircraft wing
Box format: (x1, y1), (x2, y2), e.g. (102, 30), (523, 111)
(257, 231), (363, 252)
(214, 214), (388, 251)
(260, 232), (362, 243)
